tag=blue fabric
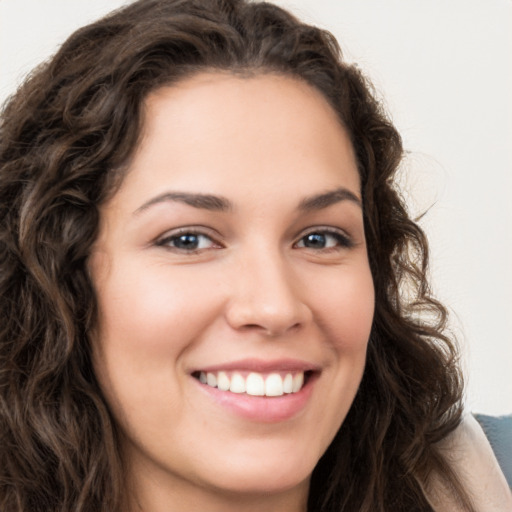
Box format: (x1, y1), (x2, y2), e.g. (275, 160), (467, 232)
(474, 413), (512, 488)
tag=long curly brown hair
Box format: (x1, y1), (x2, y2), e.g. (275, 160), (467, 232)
(0, 0), (472, 510)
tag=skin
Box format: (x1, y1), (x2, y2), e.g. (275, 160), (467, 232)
(89, 73), (375, 512)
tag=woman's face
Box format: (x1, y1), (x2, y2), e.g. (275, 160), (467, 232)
(90, 73), (374, 508)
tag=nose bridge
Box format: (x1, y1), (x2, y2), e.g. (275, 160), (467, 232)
(225, 243), (309, 335)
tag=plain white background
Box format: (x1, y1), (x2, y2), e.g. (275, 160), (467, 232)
(1, 0), (511, 415)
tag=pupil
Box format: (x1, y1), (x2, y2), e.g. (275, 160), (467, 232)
(305, 233), (326, 248)
(175, 234), (199, 249)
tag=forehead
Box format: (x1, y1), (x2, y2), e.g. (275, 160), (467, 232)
(115, 72), (360, 209)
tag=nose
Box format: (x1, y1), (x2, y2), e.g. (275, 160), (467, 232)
(224, 249), (312, 337)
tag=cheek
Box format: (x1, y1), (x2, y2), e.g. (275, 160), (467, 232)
(310, 263), (375, 351)
(95, 261), (220, 356)
(90, 263), (220, 430)
(303, 265), (374, 449)
(90, 262), (224, 418)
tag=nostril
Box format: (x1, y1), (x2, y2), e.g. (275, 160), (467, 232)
(239, 322), (302, 337)
(244, 324), (263, 330)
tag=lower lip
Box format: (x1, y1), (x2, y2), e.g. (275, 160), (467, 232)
(194, 375), (317, 423)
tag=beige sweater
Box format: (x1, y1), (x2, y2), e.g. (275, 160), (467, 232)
(426, 414), (512, 511)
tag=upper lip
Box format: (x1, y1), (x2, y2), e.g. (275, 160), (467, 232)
(190, 358), (321, 374)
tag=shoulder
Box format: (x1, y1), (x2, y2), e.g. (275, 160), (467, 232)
(426, 414), (512, 511)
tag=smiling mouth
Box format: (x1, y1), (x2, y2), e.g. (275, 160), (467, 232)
(192, 370), (313, 397)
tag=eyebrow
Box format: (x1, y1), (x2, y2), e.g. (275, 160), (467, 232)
(134, 192), (232, 214)
(298, 187), (362, 211)
(134, 186), (361, 215)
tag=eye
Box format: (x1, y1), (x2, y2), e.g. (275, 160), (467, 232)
(156, 230), (219, 252)
(295, 229), (353, 250)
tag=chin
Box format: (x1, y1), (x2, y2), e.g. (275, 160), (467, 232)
(198, 448), (317, 496)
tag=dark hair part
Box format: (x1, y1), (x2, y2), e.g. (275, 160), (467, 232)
(0, 0), (470, 510)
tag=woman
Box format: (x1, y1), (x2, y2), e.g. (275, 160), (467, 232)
(0, 0), (510, 511)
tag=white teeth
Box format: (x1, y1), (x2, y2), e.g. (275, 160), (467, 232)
(229, 372), (246, 393)
(292, 372), (304, 393)
(206, 372), (217, 387)
(283, 373), (293, 394)
(246, 373), (265, 396)
(217, 371), (230, 391)
(197, 370), (307, 396)
(265, 373), (284, 396)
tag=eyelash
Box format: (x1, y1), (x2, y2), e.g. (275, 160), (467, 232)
(294, 228), (354, 251)
(155, 228), (220, 252)
(155, 227), (354, 254)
